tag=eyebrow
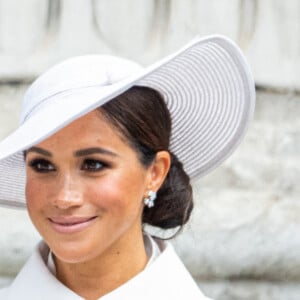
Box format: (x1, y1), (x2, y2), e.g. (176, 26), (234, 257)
(26, 147), (52, 157)
(74, 147), (117, 157)
(25, 147), (117, 157)
(25, 147), (117, 158)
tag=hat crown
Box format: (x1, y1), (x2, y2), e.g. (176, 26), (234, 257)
(20, 55), (142, 124)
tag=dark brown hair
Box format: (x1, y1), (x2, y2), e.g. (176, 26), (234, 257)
(100, 86), (193, 230)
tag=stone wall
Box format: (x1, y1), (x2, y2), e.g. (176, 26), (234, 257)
(0, 1), (299, 299)
(176, 89), (300, 299)
(0, 0), (299, 90)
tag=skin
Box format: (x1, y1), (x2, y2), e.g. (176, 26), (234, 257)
(25, 109), (170, 300)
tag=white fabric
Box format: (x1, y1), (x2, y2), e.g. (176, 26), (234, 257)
(0, 35), (256, 208)
(144, 234), (161, 266)
(0, 238), (212, 300)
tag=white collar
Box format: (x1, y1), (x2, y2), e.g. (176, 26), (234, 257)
(3, 237), (211, 300)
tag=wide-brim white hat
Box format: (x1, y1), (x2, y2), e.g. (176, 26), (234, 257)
(0, 35), (255, 209)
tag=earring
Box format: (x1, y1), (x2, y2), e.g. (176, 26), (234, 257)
(144, 190), (157, 208)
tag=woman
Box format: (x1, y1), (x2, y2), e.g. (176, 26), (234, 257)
(0, 35), (255, 299)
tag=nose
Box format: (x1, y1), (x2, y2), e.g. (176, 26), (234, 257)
(53, 173), (84, 209)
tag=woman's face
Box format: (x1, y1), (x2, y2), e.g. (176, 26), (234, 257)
(25, 109), (157, 263)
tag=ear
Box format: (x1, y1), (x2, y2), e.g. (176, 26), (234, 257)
(146, 151), (171, 192)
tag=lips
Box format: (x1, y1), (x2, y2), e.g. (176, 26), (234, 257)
(48, 216), (97, 234)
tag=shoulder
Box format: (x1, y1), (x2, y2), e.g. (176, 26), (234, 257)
(136, 236), (213, 300)
(0, 287), (9, 299)
(0, 241), (49, 299)
(155, 240), (211, 298)
(2, 241), (82, 300)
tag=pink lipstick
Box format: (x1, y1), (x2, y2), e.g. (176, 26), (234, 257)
(48, 216), (97, 234)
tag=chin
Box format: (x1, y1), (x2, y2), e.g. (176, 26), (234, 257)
(50, 240), (101, 264)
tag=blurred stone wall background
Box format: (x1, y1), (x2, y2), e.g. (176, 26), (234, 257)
(0, 1), (299, 299)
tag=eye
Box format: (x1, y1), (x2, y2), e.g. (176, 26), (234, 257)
(81, 159), (107, 172)
(28, 159), (55, 173)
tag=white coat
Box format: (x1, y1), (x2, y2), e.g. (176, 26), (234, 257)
(0, 240), (212, 300)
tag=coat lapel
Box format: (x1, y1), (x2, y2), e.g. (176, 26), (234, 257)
(1, 240), (211, 300)
(2, 242), (83, 300)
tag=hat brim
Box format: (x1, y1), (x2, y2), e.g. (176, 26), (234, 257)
(0, 35), (255, 209)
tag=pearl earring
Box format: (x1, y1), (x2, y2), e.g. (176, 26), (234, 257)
(144, 190), (157, 208)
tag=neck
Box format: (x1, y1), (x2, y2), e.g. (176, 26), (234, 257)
(54, 231), (148, 300)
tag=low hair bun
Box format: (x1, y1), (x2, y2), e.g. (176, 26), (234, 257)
(142, 152), (193, 230)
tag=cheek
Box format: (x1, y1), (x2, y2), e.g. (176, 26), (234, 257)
(26, 177), (42, 208)
(25, 174), (52, 213)
(25, 177), (48, 232)
(90, 175), (145, 216)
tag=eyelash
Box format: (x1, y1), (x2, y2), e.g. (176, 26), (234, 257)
(28, 158), (109, 173)
(81, 159), (108, 172)
(28, 159), (55, 173)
